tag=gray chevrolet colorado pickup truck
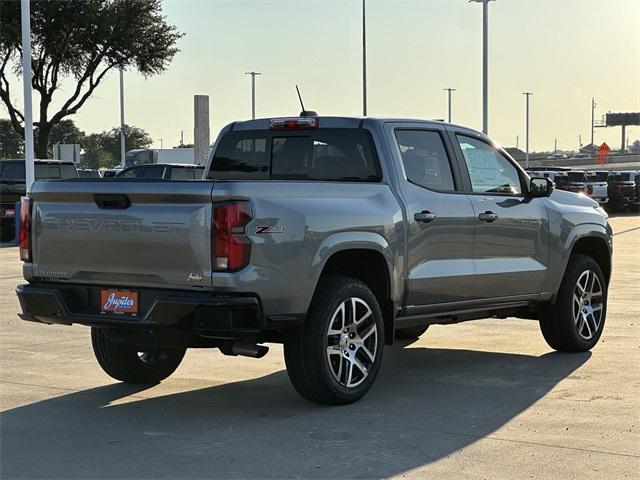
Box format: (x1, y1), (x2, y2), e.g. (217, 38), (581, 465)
(16, 115), (612, 404)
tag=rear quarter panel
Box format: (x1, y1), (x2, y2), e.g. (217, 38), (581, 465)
(210, 181), (403, 316)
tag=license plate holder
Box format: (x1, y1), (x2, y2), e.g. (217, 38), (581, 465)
(100, 289), (139, 316)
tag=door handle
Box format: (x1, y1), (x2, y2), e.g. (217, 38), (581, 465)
(414, 211), (437, 223)
(478, 211), (498, 223)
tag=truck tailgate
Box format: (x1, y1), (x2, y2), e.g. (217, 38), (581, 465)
(29, 179), (214, 289)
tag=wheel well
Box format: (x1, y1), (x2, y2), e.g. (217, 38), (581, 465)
(571, 237), (611, 284)
(319, 249), (394, 343)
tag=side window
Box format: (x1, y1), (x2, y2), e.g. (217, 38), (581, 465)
(395, 130), (456, 191)
(143, 166), (165, 178)
(457, 135), (522, 194)
(120, 167), (144, 178)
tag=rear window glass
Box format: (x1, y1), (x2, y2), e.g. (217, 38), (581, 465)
(568, 172), (585, 182)
(1, 162), (77, 180)
(592, 172), (609, 182)
(35, 164), (78, 179)
(0, 162), (25, 180)
(171, 167), (204, 180)
(209, 129), (381, 182)
(613, 172), (632, 181)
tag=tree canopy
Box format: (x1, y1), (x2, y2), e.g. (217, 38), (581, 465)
(0, 0), (182, 157)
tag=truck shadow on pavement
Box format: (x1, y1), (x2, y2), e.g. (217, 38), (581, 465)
(1, 346), (589, 479)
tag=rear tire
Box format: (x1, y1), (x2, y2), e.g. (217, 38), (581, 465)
(539, 255), (607, 352)
(284, 277), (384, 405)
(91, 327), (186, 383)
(395, 325), (429, 340)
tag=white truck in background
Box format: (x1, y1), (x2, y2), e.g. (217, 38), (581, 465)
(124, 148), (196, 167)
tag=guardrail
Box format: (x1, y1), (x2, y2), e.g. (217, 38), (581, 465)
(517, 154), (640, 169)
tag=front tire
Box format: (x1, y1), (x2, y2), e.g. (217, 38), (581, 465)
(284, 277), (384, 405)
(539, 255), (607, 352)
(91, 327), (186, 383)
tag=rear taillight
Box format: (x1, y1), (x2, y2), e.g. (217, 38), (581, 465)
(212, 202), (252, 272)
(19, 197), (31, 262)
(587, 185), (594, 195)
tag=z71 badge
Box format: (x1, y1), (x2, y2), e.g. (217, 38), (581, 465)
(255, 226), (284, 234)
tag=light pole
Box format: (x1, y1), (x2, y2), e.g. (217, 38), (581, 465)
(470, 0), (495, 135)
(591, 97), (596, 146)
(523, 92), (532, 168)
(244, 71), (261, 119)
(444, 88), (456, 123)
(362, 0), (367, 116)
(20, 0), (34, 191)
(119, 70), (125, 166)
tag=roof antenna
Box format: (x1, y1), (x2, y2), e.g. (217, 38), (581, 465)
(296, 85), (317, 117)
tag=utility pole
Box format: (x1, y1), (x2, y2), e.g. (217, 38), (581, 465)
(523, 92), (532, 169)
(20, 0), (34, 191)
(244, 72), (261, 119)
(591, 97), (596, 146)
(444, 88), (456, 123)
(554, 138), (557, 154)
(516, 135), (519, 149)
(470, 0), (495, 135)
(362, 0), (368, 116)
(119, 70), (125, 167)
(180, 130), (184, 146)
(159, 138), (163, 149)
(579, 134), (582, 149)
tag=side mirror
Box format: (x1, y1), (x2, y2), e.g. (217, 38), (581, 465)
(528, 177), (554, 197)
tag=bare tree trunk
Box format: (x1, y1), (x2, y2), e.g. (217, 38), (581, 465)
(35, 124), (50, 159)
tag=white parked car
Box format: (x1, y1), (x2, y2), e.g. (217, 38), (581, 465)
(584, 171), (609, 204)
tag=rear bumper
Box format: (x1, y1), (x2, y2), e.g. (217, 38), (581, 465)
(15, 282), (287, 340)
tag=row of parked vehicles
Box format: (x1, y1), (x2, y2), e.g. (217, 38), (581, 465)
(0, 159), (204, 242)
(525, 167), (640, 212)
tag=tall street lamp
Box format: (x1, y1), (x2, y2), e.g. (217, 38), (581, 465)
(119, 70), (126, 166)
(444, 88), (456, 123)
(244, 71), (261, 119)
(523, 92), (532, 169)
(362, 0), (367, 116)
(20, 0), (34, 190)
(470, 0), (495, 135)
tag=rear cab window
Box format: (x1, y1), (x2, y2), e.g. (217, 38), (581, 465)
(0, 162), (77, 180)
(209, 128), (381, 182)
(568, 172), (586, 183)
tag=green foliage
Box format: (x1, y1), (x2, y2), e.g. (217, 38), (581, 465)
(0, 118), (23, 158)
(0, 0), (182, 158)
(99, 125), (152, 162)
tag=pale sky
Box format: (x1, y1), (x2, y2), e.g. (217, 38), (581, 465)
(4, 0), (640, 152)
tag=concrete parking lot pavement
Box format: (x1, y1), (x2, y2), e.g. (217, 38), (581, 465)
(1, 214), (638, 479)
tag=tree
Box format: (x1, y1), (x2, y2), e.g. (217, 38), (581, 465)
(82, 133), (115, 169)
(0, 0), (182, 158)
(0, 118), (23, 158)
(99, 125), (152, 162)
(48, 119), (85, 149)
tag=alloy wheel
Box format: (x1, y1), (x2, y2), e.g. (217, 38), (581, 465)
(326, 297), (378, 388)
(573, 269), (604, 341)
